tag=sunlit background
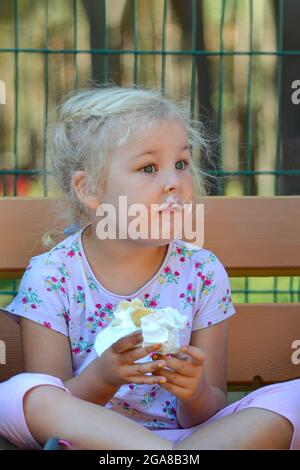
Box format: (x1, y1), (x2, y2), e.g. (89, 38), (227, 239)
(0, 0), (299, 306)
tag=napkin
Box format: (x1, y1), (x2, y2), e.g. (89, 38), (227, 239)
(94, 298), (186, 357)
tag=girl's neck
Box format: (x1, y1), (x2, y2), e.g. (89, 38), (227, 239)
(83, 224), (168, 263)
(80, 224), (169, 296)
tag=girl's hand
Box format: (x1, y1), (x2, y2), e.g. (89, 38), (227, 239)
(152, 345), (208, 402)
(96, 330), (168, 387)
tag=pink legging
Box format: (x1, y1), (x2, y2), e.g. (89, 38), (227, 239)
(0, 373), (299, 449)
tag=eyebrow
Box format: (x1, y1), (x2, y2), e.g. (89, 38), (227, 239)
(131, 144), (190, 160)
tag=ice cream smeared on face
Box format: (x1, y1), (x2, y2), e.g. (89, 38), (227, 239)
(155, 195), (193, 218)
(156, 195), (184, 212)
(94, 298), (186, 357)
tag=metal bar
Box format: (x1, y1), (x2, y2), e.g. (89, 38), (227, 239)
(1, 48), (300, 56)
(160, 0), (167, 93)
(216, 0), (226, 195)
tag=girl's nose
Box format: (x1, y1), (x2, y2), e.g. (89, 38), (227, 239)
(162, 171), (181, 194)
(165, 185), (176, 194)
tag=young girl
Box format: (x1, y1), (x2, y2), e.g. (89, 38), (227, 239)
(0, 86), (299, 450)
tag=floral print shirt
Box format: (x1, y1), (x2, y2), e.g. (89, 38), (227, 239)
(5, 228), (236, 430)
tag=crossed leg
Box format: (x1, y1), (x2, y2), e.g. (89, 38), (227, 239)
(23, 385), (294, 450)
(176, 408), (294, 450)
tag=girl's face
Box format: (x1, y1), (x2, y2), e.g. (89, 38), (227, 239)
(98, 118), (195, 244)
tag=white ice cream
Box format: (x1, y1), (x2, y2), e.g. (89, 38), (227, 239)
(94, 298), (186, 357)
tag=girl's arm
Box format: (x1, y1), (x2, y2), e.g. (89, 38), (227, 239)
(20, 317), (118, 405)
(20, 317), (73, 381)
(20, 318), (167, 406)
(176, 320), (229, 428)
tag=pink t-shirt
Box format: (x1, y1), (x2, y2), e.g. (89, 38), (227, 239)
(5, 228), (236, 430)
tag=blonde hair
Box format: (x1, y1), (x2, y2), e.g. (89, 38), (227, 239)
(44, 83), (214, 247)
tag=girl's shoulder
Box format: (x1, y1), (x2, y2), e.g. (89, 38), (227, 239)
(171, 239), (223, 269)
(25, 231), (82, 276)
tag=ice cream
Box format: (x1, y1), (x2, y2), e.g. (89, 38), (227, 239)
(94, 298), (186, 357)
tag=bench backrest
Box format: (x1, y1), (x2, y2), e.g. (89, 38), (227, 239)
(0, 196), (300, 387)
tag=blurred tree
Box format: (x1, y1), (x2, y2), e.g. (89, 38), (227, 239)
(273, 0), (300, 195)
(172, 0), (218, 195)
(82, 0), (122, 84)
(0, 0), (42, 196)
(118, 0), (218, 193)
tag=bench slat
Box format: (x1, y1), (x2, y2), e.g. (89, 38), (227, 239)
(0, 196), (300, 277)
(203, 196), (300, 276)
(0, 309), (24, 381)
(228, 303), (300, 385)
(1, 304), (299, 386)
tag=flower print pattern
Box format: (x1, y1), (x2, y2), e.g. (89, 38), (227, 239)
(57, 307), (71, 327)
(198, 271), (215, 300)
(112, 400), (140, 417)
(218, 288), (232, 315)
(118, 401), (131, 412)
(52, 242), (67, 254)
(71, 336), (94, 355)
(72, 285), (85, 307)
(179, 282), (196, 310)
(143, 293), (160, 308)
(58, 263), (71, 279)
(194, 253), (216, 277)
(85, 273), (100, 292)
(128, 384), (139, 392)
(144, 419), (167, 429)
(21, 287), (43, 310)
(158, 265), (180, 285)
(45, 264), (70, 295)
(193, 255), (236, 328)
(138, 385), (160, 409)
(171, 243), (200, 263)
(85, 302), (114, 333)
(162, 400), (176, 421)
(65, 240), (81, 258)
(194, 259), (206, 273)
(194, 254), (217, 302)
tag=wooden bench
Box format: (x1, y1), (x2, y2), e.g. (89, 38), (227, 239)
(0, 196), (300, 448)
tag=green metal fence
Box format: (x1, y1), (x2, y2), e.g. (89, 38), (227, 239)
(0, 0), (299, 306)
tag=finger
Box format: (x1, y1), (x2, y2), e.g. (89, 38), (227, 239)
(159, 380), (187, 397)
(152, 368), (189, 387)
(154, 352), (191, 363)
(172, 352), (191, 362)
(128, 375), (167, 386)
(154, 346), (207, 366)
(111, 330), (143, 354)
(130, 360), (167, 376)
(122, 343), (163, 363)
(152, 355), (195, 377)
(180, 345), (207, 366)
(153, 351), (194, 363)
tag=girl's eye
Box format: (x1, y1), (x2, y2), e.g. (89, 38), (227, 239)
(141, 164), (156, 174)
(140, 160), (189, 174)
(175, 160), (188, 170)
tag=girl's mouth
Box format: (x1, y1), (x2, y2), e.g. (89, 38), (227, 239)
(158, 202), (183, 212)
(157, 195), (184, 212)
